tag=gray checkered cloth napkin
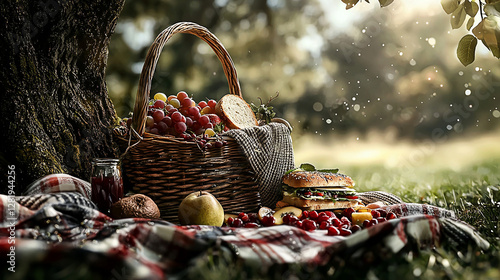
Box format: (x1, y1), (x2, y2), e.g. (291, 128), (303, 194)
(224, 122), (295, 208)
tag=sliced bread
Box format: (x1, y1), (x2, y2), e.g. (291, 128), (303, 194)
(215, 94), (258, 129)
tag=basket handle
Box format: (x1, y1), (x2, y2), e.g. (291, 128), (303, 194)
(131, 22), (242, 136)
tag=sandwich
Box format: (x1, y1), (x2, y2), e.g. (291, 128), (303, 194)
(278, 166), (361, 211)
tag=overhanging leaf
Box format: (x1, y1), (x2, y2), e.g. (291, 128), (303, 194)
(467, 17), (475, 31)
(457, 34), (477, 66)
(464, 1), (479, 17)
(317, 168), (339, 174)
(441, 0), (460, 14)
(473, 16), (500, 58)
(378, 0), (394, 7)
(451, 4), (467, 29)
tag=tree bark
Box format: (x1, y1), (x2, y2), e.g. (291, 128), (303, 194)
(0, 0), (125, 193)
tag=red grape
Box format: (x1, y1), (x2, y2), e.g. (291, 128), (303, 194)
(331, 218), (342, 227)
(150, 128), (159, 135)
(295, 220), (303, 229)
(238, 212), (249, 223)
(171, 111), (183, 122)
(203, 123), (213, 129)
(198, 115), (209, 126)
(181, 98), (194, 108)
(161, 116), (172, 127)
(177, 91), (188, 101)
(153, 110), (165, 123)
(232, 218), (243, 227)
(207, 99), (217, 109)
(154, 100), (165, 109)
(185, 117), (193, 128)
(342, 207), (355, 220)
(362, 220), (372, 228)
(351, 225), (362, 233)
(261, 216), (276, 227)
(174, 122), (187, 134)
(188, 106), (200, 116)
(157, 122), (168, 134)
(198, 100), (208, 108)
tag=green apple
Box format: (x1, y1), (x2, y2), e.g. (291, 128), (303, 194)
(178, 191), (224, 226)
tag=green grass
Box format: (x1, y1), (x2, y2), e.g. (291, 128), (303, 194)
(187, 134), (500, 279)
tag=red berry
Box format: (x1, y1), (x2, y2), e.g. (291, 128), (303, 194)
(248, 213), (259, 223)
(339, 228), (352, 236)
(288, 215), (300, 226)
(331, 218), (342, 227)
(378, 209), (388, 217)
(207, 99), (217, 109)
(171, 111), (182, 122)
(342, 207), (355, 220)
(327, 226), (340, 236)
(324, 211), (334, 218)
(261, 216), (276, 227)
(302, 210), (309, 219)
(153, 110), (165, 123)
(319, 221), (331, 230)
(370, 219), (378, 226)
(244, 222), (259, 228)
(340, 216), (351, 226)
(386, 212), (397, 220)
(351, 225), (362, 233)
(377, 217), (387, 223)
(174, 122), (187, 134)
(177, 91), (189, 101)
(232, 218), (243, 227)
(362, 220), (372, 228)
(227, 217), (234, 226)
(282, 214), (291, 225)
(302, 219), (317, 231)
(181, 98), (194, 108)
(309, 211), (319, 220)
(238, 212), (249, 223)
(198, 100), (208, 108)
(199, 115), (209, 126)
(154, 100), (165, 109)
(371, 210), (381, 219)
(295, 220), (303, 229)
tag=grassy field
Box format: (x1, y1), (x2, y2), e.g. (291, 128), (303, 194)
(191, 132), (500, 279)
(290, 131), (500, 279)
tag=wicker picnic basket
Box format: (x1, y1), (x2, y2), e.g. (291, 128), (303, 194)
(113, 22), (262, 223)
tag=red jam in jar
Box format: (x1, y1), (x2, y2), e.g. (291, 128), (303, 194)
(90, 158), (123, 214)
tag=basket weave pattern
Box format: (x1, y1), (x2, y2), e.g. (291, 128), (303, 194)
(115, 22), (260, 222)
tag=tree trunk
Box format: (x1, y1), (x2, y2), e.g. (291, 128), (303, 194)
(0, 0), (125, 193)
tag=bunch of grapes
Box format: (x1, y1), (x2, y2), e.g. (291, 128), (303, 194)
(123, 91), (229, 149)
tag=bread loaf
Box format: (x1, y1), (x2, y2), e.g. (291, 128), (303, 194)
(215, 94), (258, 129)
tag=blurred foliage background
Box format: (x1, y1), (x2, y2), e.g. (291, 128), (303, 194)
(106, 0), (500, 153)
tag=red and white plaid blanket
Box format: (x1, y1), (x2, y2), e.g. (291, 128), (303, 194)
(0, 174), (490, 279)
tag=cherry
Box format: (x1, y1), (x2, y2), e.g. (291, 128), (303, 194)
(371, 210), (381, 219)
(232, 218), (243, 227)
(309, 211), (319, 220)
(387, 212), (397, 220)
(319, 221), (331, 230)
(377, 217), (387, 223)
(342, 207), (356, 220)
(370, 219), (378, 226)
(248, 213), (259, 223)
(378, 209), (388, 217)
(324, 211), (334, 218)
(340, 216), (351, 226)
(302, 219), (317, 231)
(339, 228), (352, 236)
(244, 222), (259, 228)
(362, 220), (372, 228)
(261, 216), (276, 227)
(331, 218), (342, 227)
(351, 224), (362, 233)
(227, 217), (234, 226)
(327, 226), (340, 236)
(317, 212), (330, 223)
(294, 220), (303, 229)
(288, 215), (300, 226)
(302, 210), (309, 219)
(238, 212), (249, 223)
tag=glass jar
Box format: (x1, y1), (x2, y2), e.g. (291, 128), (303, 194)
(90, 158), (124, 214)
